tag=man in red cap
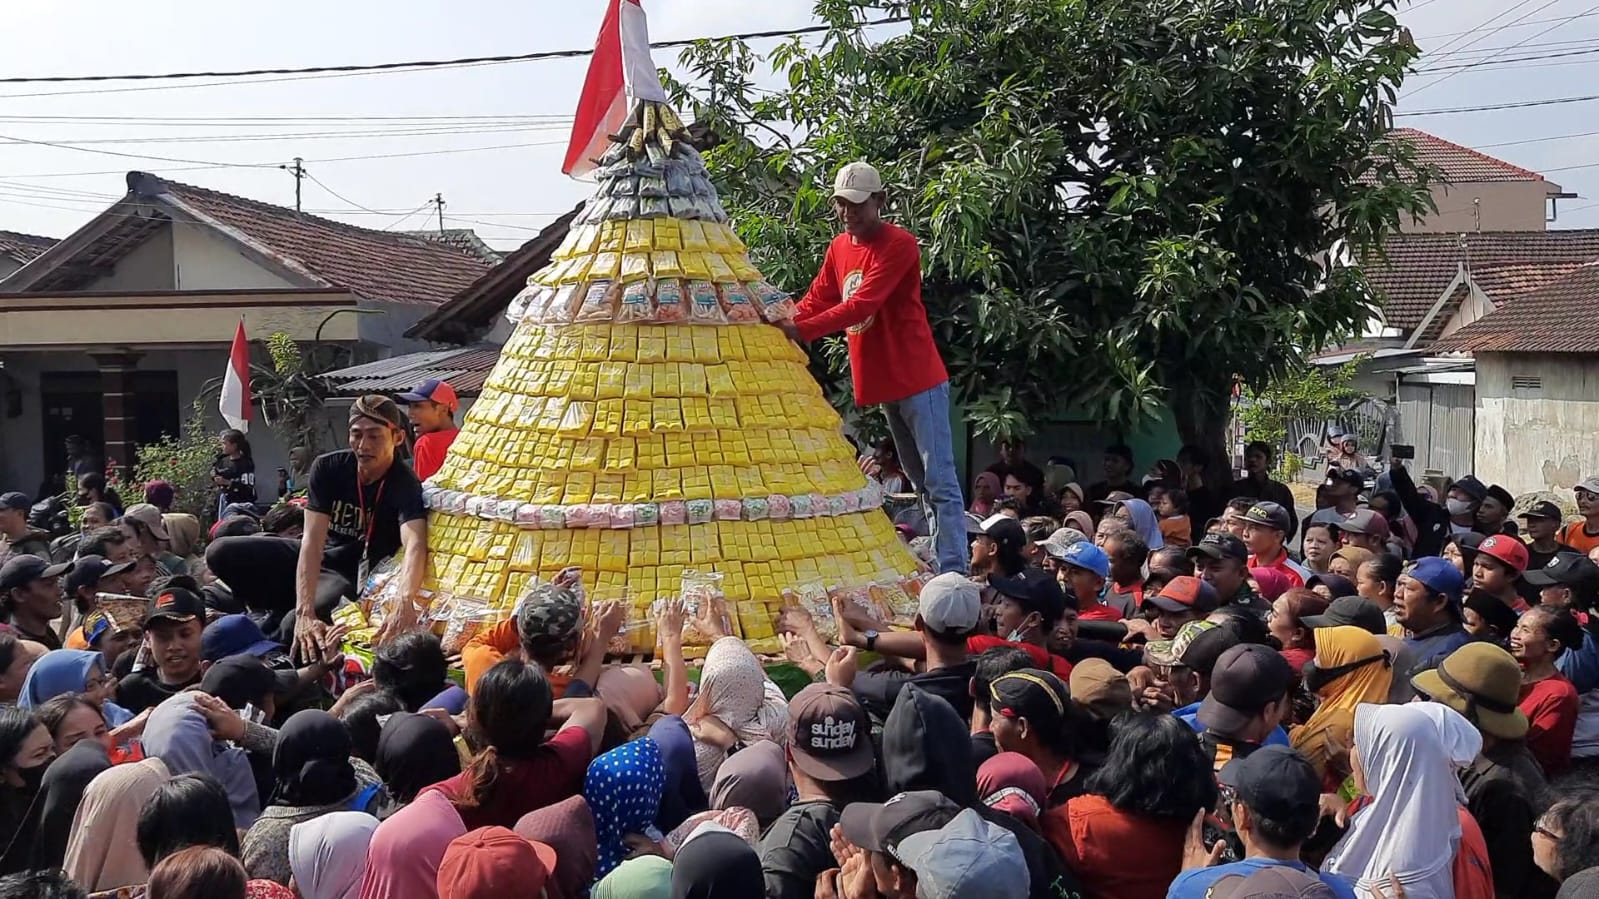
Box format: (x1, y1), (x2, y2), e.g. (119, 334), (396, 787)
(1475, 534), (1531, 614)
(397, 378), (461, 481)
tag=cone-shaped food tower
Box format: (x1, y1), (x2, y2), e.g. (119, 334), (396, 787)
(417, 100), (925, 656)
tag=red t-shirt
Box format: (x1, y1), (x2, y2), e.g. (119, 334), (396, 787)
(1247, 551), (1309, 590)
(1520, 674), (1579, 777)
(1044, 794), (1187, 899)
(1077, 602), (1124, 622)
(967, 634), (1073, 679)
(794, 223), (948, 406)
(413, 428), (459, 482)
(426, 726), (593, 830)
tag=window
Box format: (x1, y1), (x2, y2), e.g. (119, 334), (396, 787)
(1512, 375), (1543, 392)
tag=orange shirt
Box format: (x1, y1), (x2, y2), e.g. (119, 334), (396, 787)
(1559, 521), (1599, 556)
(1044, 794), (1187, 899)
(461, 617), (571, 697)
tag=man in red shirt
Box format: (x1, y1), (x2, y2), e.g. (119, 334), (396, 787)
(778, 162), (964, 574)
(397, 378), (461, 481)
(1241, 502), (1310, 589)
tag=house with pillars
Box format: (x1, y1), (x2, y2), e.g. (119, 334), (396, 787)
(0, 171), (491, 500)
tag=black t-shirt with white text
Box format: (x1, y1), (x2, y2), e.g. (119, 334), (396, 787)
(306, 450), (426, 586)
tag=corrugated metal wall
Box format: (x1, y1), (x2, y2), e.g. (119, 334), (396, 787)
(1397, 383), (1476, 476)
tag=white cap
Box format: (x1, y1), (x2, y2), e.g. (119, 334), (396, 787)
(832, 162), (884, 204)
(917, 573), (981, 636)
(895, 808), (1028, 899)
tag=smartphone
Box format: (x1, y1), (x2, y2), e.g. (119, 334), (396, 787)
(1392, 444), (1416, 460)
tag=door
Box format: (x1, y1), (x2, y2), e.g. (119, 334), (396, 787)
(130, 370), (180, 446)
(39, 372), (103, 498)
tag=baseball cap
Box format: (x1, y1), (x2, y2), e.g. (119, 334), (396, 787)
(1336, 509), (1390, 539)
(436, 826), (555, 899)
(1478, 534), (1530, 574)
(1519, 500), (1565, 521)
(0, 492), (30, 512)
(145, 586), (206, 626)
(1177, 624), (1241, 675)
(201, 614), (285, 662)
(916, 573), (982, 637)
(1300, 596), (1388, 635)
(785, 684), (875, 781)
(979, 515), (1028, 556)
(348, 394), (407, 432)
(1143, 575), (1220, 615)
(121, 503), (171, 542)
(81, 610), (122, 647)
(0, 554), (72, 592)
(1487, 485), (1516, 511)
(989, 569), (1066, 622)
(1411, 642), (1529, 741)
(1322, 469), (1365, 491)
(1096, 490), (1135, 508)
(1464, 589), (1518, 637)
(1069, 659), (1132, 721)
(895, 808), (1029, 899)
(1404, 556), (1465, 604)
(1524, 552), (1599, 592)
(64, 554), (135, 596)
(832, 162), (885, 204)
(143, 480), (175, 509)
(989, 669), (1070, 733)
(1146, 620), (1220, 668)
(1218, 744), (1321, 822)
(840, 790), (961, 856)
(1040, 530), (1087, 562)
(397, 378), (461, 413)
(1452, 475), (1489, 502)
(964, 512), (986, 536)
(1241, 502), (1291, 534)
(1056, 541), (1110, 578)
(1198, 644), (1294, 734)
(198, 654), (298, 707)
(1578, 476), (1599, 495)
(1187, 532), (1248, 564)
(515, 584), (583, 648)
(1208, 865), (1337, 899)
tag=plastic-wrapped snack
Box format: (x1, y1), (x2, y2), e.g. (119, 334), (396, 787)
(874, 581), (920, 627)
(652, 285), (688, 323)
(617, 280), (656, 323)
(567, 503), (609, 529)
(635, 503), (660, 527)
(830, 584), (890, 630)
(748, 281), (799, 322)
(660, 500), (688, 526)
(718, 283), (760, 322)
(444, 492), (470, 515)
(504, 284), (538, 324)
(639, 175), (668, 198)
(679, 569), (729, 644)
(729, 255), (763, 283)
(441, 598), (503, 655)
(597, 157), (632, 179)
(510, 531), (539, 570)
(624, 220), (654, 253)
(607, 174), (639, 198)
(663, 159), (695, 195)
(541, 283), (583, 323)
(642, 195), (671, 218)
(744, 496), (770, 520)
(652, 251), (685, 280)
(784, 581), (837, 641)
(609, 504), (636, 529)
(465, 496), (489, 518)
(791, 494), (815, 519)
(685, 498), (713, 525)
(668, 194), (702, 220)
(619, 253), (651, 282)
(515, 504), (540, 528)
(840, 490), (861, 514)
(494, 499), (520, 521)
(714, 499), (743, 521)
(645, 141), (667, 166)
(616, 194), (642, 218)
(767, 495), (792, 520)
(689, 281), (728, 324)
(536, 505), (567, 529)
(584, 194), (618, 225)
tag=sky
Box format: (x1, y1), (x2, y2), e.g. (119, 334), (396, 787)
(0, 0), (1596, 250)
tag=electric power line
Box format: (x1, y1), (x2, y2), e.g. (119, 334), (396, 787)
(1402, 0), (1568, 98)
(1414, 7), (1599, 40)
(1397, 93), (1599, 116)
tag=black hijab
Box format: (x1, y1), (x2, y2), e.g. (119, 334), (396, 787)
(271, 710), (357, 807)
(669, 829), (764, 899)
(30, 740), (110, 871)
(374, 712), (459, 805)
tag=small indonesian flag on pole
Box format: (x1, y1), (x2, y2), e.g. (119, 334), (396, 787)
(563, 0), (668, 179)
(220, 318), (252, 433)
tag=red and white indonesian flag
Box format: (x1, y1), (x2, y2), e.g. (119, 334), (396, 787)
(563, 0), (669, 179)
(220, 319), (252, 433)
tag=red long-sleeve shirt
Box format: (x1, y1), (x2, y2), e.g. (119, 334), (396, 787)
(1521, 674), (1579, 777)
(793, 223), (948, 406)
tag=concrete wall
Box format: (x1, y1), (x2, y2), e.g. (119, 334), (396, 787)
(172, 225), (296, 291)
(1405, 182), (1550, 234)
(82, 226), (176, 291)
(0, 258), (21, 280)
(1476, 353), (1599, 494)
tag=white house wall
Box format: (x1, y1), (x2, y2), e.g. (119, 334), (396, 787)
(1476, 353), (1599, 495)
(80, 227), (176, 291)
(171, 225), (296, 291)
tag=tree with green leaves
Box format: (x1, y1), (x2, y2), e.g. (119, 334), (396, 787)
(667, 0), (1432, 483)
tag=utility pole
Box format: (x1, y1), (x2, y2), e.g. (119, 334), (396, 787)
(432, 192), (446, 232)
(285, 157), (306, 213)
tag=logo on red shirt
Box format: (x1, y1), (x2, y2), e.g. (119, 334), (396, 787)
(842, 270), (875, 334)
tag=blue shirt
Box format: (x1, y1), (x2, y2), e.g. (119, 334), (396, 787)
(1173, 702), (1290, 747)
(1404, 623), (1472, 681)
(1558, 629), (1599, 694)
(1168, 858), (1357, 899)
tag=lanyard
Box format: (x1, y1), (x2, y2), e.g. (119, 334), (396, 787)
(358, 476), (386, 547)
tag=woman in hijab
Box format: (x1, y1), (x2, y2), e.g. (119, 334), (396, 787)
(585, 737), (665, 882)
(1063, 510), (1095, 540)
(708, 739), (788, 830)
(29, 737), (111, 872)
(1324, 704), (1464, 899)
(162, 513), (203, 563)
(971, 472), (1002, 517)
(358, 788), (467, 899)
(18, 649), (134, 727)
(977, 752), (1049, 833)
(62, 756), (170, 893)
(142, 693), (260, 830)
(242, 710), (371, 886)
(593, 856), (673, 899)
(1249, 568), (1294, 604)
(596, 665), (664, 735)
(669, 827), (765, 899)
(373, 713), (459, 814)
(288, 812), (379, 899)
(662, 809), (760, 857)
(1291, 625), (1394, 786)
(648, 716), (708, 833)
(685, 637), (784, 791)
(1111, 499), (1166, 550)
(0, 707), (55, 875)
(515, 796), (598, 899)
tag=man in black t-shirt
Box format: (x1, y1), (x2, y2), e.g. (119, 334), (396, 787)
(205, 396), (427, 659)
(116, 584), (207, 713)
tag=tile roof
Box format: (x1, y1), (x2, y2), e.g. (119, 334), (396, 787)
(1390, 128), (1545, 184)
(323, 346), (501, 396)
(1363, 230), (1599, 332)
(144, 174), (492, 305)
(405, 229), (504, 265)
(1431, 263), (1599, 353)
(0, 229), (56, 264)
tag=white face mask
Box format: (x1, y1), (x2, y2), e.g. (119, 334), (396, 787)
(1446, 498), (1473, 517)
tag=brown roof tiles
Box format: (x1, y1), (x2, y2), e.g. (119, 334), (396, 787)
(0, 229), (56, 265)
(1390, 128), (1545, 184)
(1431, 263), (1599, 353)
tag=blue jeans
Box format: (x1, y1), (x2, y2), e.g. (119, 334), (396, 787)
(883, 381), (967, 574)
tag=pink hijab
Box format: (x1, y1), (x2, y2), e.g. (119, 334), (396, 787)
(977, 752), (1047, 831)
(971, 472), (1002, 516)
(1250, 567), (1294, 602)
(358, 788), (466, 899)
